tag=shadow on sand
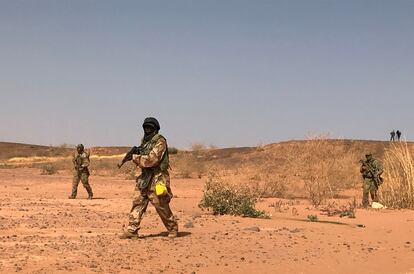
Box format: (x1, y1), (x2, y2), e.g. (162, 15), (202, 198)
(139, 231), (191, 239)
(274, 216), (365, 228)
(89, 197), (106, 200)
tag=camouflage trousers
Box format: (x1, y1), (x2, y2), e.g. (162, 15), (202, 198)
(127, 186), (178, 234)
(71, 171), (93, 198)
(362, 178), (378, 207)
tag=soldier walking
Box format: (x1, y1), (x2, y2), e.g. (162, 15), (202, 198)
(360, 153), (383, 208)
(119, 117), (178, 239)
(69, 144), (93, 199)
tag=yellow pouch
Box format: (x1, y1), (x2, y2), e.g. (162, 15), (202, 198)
(155, 181), (168, 196)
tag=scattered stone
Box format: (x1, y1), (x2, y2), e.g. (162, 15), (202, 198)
(244, 227), (260, 232)
(192, 213), (202, 219)
(184, 222), (194, 228)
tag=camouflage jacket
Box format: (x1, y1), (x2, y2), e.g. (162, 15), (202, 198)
(72, 151), (90, 173)
(132, 134), (170, 190)
(360, 158), (383, 179)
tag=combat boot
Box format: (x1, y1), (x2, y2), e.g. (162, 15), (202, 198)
(119, 230), (139, 239)
(168, 231), (178, 238)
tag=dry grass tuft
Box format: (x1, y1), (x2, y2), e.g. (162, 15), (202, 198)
(380, 141), (414, 209)
(289, 135), (358, 206)
(40, 164), (58, 175)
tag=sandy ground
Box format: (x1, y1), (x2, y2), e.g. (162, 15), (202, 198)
(1, 168), (414, 274)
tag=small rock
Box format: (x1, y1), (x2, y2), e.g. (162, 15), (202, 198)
(244, 227), (260, 232)
(192, 213), (202, 219)
(184, 222), (194, 228)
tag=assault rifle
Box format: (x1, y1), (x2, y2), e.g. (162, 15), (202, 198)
(117, 146), (142, 168)
(360, 159), (383, 188)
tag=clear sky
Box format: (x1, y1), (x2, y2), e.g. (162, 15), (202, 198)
(1, 1), (413, 149)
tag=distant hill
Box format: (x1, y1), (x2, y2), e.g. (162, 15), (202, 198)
(0, 142), (132, 160)
(1, 139), (411, 161)
(2, 139), (413, 200)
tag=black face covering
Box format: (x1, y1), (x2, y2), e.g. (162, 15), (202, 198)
(142, 125), (158, 143)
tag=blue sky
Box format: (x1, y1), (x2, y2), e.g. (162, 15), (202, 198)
(1, 1), (413, 148)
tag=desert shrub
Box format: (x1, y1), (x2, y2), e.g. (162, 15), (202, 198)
(40, 164), (57, 175)
(199, 175), (267, 218)
(172, 153), (206, 178)
(249, 174), (287, 198)
(320, 199), (356, 218)
(168, 147), (179, 154)
(191, 143), (206, 151)
(380, 141), (414, 208)
(304, 178), (330, 207)
(293, 135), (358, 206)
(58, 143), (73, 149)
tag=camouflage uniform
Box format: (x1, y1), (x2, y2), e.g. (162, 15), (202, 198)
(360, 155), (383, 207)
(126, 133), (178, 236)
(70, 145), (93, 199)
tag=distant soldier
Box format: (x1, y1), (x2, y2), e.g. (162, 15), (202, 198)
(396, 130), (402, 141)
(119, 117), (178, 239)
(390, 130), (396, 141)
(69, 144), (93, 199)
(360, 153), (383, 208)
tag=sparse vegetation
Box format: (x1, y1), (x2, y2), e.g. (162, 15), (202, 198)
(40, 164), (57, 175)
(191, 143), (206, 151)
(320, 199), (356, 218)
(296, 135), (359, 206)
(172, 153), (206, 179)
(380, 141), (414, 209)
(199, 175), (268, 218)
(307, 214), (318, 222)
(168, 147), (179, 154)
(249, 174), (287, 198)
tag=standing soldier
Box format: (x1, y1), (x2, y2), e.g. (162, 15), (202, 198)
(69, 144), (93, 199)
(119, 117), (178, 239)
(360, 153), (383, 208)
(396, 130), (402, 141)
(390, 130), (396, 141)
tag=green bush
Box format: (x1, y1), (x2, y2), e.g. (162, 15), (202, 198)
(199, 176), (267, 218)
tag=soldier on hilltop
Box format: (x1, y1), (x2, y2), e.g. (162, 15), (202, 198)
(390, 130), (395, 141)
(396, 130), (402, 141)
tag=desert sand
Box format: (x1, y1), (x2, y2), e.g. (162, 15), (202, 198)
(1, 167), (414, 274)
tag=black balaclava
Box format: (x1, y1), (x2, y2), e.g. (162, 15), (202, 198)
(142, 117), (160, 143)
